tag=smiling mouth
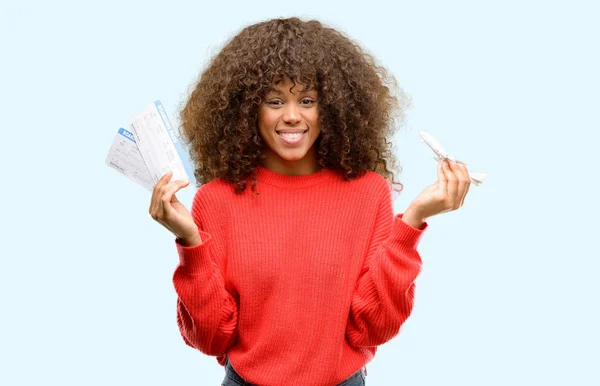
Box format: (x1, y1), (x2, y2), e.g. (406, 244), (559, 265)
(276, 130), (308, 138)
(275, 129), (308, 145)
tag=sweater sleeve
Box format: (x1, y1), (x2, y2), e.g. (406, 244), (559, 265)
(171, 188), (238, 356)
(345, 186), (428, 348)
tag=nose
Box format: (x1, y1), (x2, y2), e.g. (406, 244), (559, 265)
(282, 103), (301, 125)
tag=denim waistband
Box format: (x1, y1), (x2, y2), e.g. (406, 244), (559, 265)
(224, 357), (366, 386)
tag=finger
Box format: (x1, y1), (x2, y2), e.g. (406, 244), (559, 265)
(158, 180), (190, 220)
(460, 179), (470, 207)
(444, 160), (458, 201)
(156, 171), (173, 190)
(150, 171), (173, 218)
(437, 160), (447, 194)
(452, 162), (469, 184)
(456, 163), (471, 207)
(453, 163), (469, 206)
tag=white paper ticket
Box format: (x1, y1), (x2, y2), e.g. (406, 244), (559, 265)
(105, 127), (155, 191)
(106, 100), (197, 190)
(128, 101), (191, 185)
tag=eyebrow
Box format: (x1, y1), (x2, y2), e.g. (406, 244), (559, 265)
(268, 85), (317, 94)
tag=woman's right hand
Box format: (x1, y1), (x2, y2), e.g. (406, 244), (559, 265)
(149, 171), (201, 246)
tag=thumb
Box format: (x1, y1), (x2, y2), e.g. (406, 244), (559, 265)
(170, 180), (190, 204)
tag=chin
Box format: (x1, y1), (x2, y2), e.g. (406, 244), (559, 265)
(278, 153), (306, 162)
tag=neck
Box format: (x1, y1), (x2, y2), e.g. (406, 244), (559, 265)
(260, 148), (319, 176)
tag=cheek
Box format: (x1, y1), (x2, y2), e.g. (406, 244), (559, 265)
(307, 111), (321, 129)
(258, 110), (278, 129)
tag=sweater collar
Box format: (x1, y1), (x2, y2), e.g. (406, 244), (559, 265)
(255, 165), (335, 189)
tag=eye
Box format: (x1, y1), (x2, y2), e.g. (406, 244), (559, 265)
(301, 98), (315, 105)
(266, 99), (283, 106)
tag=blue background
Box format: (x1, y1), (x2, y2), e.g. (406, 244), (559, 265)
(1, 0), (598, 385)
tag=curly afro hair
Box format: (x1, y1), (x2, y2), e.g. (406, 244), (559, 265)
(179, 17), (410, 195)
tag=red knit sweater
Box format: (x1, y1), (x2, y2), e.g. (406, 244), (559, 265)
(173, 166), (428, 386)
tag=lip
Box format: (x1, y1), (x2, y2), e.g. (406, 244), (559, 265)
(275, 129), (307, 146)
(275, 129), (308, 134)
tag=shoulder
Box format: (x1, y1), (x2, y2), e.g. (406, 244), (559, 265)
(344, 170), (393, 200)
(190, 178), (236, 215)
(194, 178), (230, 198)
(358, 171), (391, 188)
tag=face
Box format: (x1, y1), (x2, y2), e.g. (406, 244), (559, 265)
(257, 77), (321, 175)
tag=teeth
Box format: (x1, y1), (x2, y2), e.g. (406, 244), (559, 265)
(278, 132), (304, 138)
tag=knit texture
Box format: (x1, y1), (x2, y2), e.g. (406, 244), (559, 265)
(173, 166), (428, 386)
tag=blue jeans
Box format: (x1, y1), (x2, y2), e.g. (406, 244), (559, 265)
(221, 357), (366, 386)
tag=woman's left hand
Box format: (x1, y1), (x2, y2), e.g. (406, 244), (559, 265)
(405, 159), (471, 223)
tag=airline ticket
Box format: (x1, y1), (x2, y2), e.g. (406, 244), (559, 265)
(105, 100), (196, 190)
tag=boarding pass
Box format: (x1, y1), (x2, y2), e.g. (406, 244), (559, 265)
(105, 100), (196, 191)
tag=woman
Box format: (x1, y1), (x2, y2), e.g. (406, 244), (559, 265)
(149, 17), (471, 386)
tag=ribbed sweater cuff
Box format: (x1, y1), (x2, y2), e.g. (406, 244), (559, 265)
(174, 231), (214, 273)
(391, 213), (428, 249)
